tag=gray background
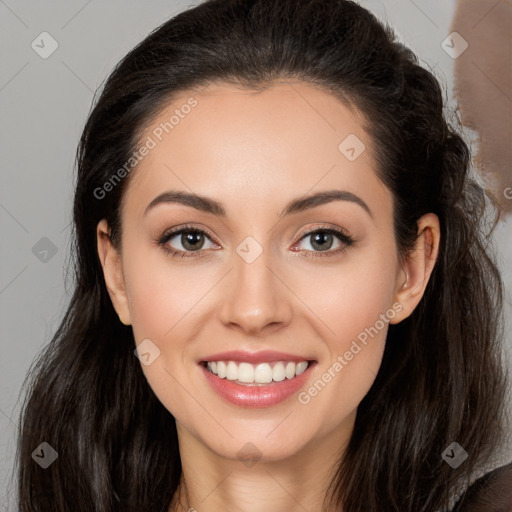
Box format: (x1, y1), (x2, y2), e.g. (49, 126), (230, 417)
(1, 1), (511, 510)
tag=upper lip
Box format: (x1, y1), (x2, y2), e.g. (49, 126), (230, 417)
(199, 350), (315, 364)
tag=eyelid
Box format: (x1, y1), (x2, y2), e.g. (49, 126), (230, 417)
(158, 223), (218, 242)
(294, 223), (351, 241)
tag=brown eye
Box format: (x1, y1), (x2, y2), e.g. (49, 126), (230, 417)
(158, 226), (218, 258)
(293, 227), (355, 258)
(177, 231), (206, 251)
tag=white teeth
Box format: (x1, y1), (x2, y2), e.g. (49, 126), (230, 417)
(254, 363), (273, 383)
(205, 360), (310, 384)
(217, 361), (226, 378)
(226, 361), (238, 380)
(296, 361), (308, 375)
(238, 362), (254, 383)
(272, 362), (286, 382)
(285, 362), (296, 379)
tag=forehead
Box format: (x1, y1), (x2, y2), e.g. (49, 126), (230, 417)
(122, 81), (389, 220)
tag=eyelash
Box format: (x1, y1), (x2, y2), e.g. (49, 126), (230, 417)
(157, 223), (355, 259)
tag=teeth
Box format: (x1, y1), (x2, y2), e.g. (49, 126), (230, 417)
(205, 360), (310, 384)
(217, 361), (226, 378)
(296, 361), (308, 375)
(272, 362), (285, 382)
(238, 362), (255, 383)
(285, 362), (295, 379)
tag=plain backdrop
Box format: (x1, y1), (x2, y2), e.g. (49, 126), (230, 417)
(1, 1), (511, 510)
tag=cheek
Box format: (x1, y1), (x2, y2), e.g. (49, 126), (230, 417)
(123, 245), (206, 342)
(122, 248), (204, 417)
(295, 239), (398, 348)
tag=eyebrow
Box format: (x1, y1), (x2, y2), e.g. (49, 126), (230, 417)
(144, 189), (373, 219)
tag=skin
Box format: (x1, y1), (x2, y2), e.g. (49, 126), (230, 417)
(96, 81), (440, 512)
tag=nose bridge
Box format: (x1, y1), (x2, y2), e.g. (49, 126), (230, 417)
(219, 236), (292, 334)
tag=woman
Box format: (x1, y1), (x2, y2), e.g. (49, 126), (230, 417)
(16, 0), (511, 510)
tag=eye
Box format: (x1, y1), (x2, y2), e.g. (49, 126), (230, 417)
(157, 224), (219, 258)
(292, 226), (355, 258)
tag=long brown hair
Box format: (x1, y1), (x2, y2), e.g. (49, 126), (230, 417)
(16, 1), (509, 510)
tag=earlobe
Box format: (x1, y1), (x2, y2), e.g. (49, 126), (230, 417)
(96, 219), (132, 326)
(390, 213), (441, 324)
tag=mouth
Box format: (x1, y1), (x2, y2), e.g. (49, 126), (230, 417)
(198, 358), (317, 407)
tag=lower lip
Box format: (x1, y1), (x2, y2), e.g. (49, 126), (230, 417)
(199, 362), (316, 407)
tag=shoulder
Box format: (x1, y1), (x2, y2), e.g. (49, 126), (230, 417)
(452, 462), (512, 511)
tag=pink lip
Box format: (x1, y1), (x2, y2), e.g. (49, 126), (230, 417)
(199, 350), (314, 364)
(199, 360), (317, 408)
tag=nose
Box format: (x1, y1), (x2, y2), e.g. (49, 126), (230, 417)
(218, 246), (293, 336)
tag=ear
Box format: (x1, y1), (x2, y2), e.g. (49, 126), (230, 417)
(390, 213), (441, 324)
(96, 219), (132, 326)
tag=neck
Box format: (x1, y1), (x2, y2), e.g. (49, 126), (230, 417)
(169, 414), (354, 512)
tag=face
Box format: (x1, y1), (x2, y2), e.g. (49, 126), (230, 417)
(97, 81), (435, 464)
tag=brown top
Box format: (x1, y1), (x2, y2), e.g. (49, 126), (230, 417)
(452, 462), (512, 511)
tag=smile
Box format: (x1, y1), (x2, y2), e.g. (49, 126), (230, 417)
(199, 359), (317, 407)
